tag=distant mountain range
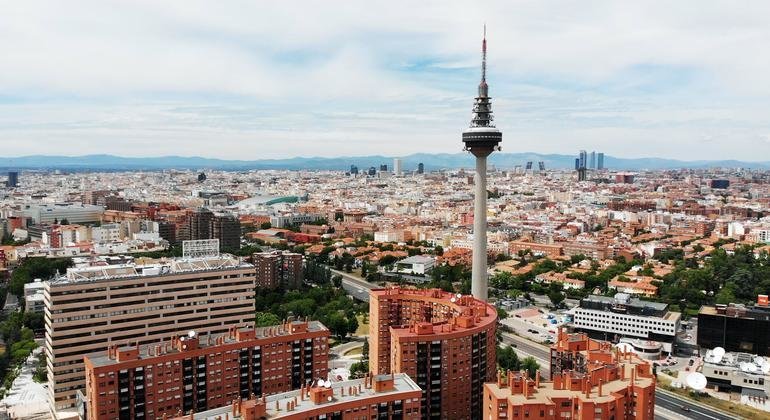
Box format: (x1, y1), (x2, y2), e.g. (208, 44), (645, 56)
(0, 153), (767, 171)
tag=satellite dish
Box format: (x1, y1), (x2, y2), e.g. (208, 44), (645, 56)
(327, 396), (333, 402)
(686, 372), (707, 391)
(713, 347), (726, 358)
(754, 356), (764, 366)
(761, 363), (770, 374)
(456, 293), (462, 299)
(182, 344), (187, 350)
(450, 298), (456, 303)
(180, 336), (185, 342)
(188, 330), (196, 338)
(324, 381), (332, 389)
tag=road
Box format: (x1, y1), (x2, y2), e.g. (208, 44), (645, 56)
(331, 269), (375, 302)
(500, 333), (737, 420)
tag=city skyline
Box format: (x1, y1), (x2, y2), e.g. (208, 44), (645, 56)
(2, 2), (770, 160)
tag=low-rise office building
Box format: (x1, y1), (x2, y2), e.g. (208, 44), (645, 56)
(698, 299), (770, 356)
(570, 294), (680, 353)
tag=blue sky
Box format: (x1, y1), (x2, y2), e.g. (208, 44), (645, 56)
(1, 1), (769, 160)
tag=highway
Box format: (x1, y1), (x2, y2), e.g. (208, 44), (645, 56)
(331, 269), (375, 302)
(500, 333), (738, 420)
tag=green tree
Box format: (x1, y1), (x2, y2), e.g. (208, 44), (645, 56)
(347, 316), (359, 336)
(260, 222), (272, 230)
(497, 346), (520, 371)
(327, 313), (350, 339)
(349, 360), (369, 378)
(521, 356), (541, 379)
(255, 312), (281, 327)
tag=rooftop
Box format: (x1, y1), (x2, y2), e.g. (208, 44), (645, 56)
(172, 373), (421, 420)
(86, 321), (328, 368)
(49, 254), (252, 285)
(580, 294), (669, 313)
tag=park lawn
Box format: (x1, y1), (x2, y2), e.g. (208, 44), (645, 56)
(355, 314), (369, 336)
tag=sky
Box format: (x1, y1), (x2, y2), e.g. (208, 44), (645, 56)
(1, 1), (769, 161)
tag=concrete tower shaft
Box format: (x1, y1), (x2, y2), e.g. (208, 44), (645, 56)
(462, 27), (502, 302)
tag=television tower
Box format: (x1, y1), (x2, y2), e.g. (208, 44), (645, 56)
(462, 25), (502, 302)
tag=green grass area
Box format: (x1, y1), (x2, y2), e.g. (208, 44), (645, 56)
(354, 314), (369, 336)
(657, 376), (767, 419)
(343, 347), (363, 357)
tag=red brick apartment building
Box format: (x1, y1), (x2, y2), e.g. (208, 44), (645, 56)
(253, 251), (304, 289)
(84, 321), (329, 420)
(369, 287), (497, 419)
(484, 330), (655, 420)
(169, 373), (422, 420)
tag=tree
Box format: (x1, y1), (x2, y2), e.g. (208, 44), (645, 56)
(347, 316), (359, 336)
(548, 283), (565, 308)
(59, 218), (69, 225)
(362, 339), (370, 361)
(349, 360), (369, 378)
(497, 346), (520, 371)
(327, 313), (350, 339)
(715, 283), (737, 304)
(332, 275), (343, 288)
(260, 222), (272, 230)
(434, 245), (444, 256)
(521, 356), (541, 379)
(379, 255), (398, 266)
(361, 261), (368, 277)
(255, 312), (281, 327)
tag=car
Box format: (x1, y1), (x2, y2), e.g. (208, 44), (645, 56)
(679, 405), (690, 412)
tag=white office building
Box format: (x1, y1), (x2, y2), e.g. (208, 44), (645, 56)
(22, 203), (104, 225)
(570, 293), (681, 353)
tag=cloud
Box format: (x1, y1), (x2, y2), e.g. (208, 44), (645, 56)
(0, 1), (769, 160)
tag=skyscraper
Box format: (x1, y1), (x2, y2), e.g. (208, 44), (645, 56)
(578, 150), (587, 169)
(589, 151), (596, 169)
(350, 164), (358, 175)
(393, 158), (402, 175)
(417, 162), (424, 174)
(597, 152), (605, 170)
(461, 26), (501, 302)
(7, 171), (18, 188)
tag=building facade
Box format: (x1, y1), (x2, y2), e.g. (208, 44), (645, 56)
(169, 373), (422, 420)
(253, 251), (304, 289)
(698, 301), (770, 356)
(44, 254), (257, 414)
(369, 287), (497, 419)
(84, 321), (329, 420)
(570, 294), (680, 353)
